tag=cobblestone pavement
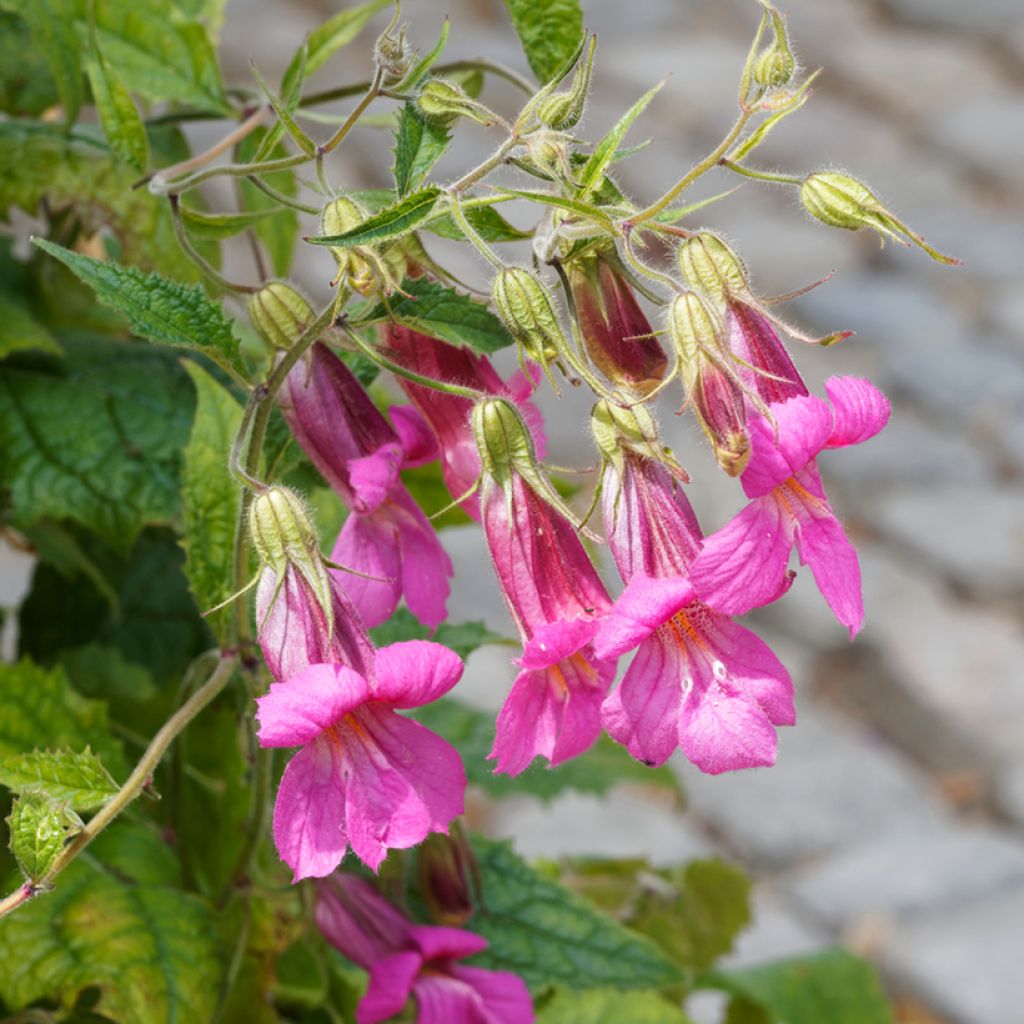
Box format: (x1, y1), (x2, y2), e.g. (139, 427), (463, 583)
(2, 1), (1019, 1021)
(219, 1), (1024, 1020)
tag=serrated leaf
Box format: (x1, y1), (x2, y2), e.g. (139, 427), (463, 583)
(85, 29), (148, 172)
(308, 186), (442, 248)
(580, 79), (665, 198)
(0, 859), (224, 1021)
(708, 950), (893, 1024)
(0, 660), (125, 777)
(238, 127), (299, 277)
(371, 610), (505, 659)
(89, 2), (229, 113)
(0, 336), (194, 550)
(539, 988), (694, 1024)
(0, 748), (118, 811)
(503, 0), (583, 83)
(180, 362), (243, 643)
(7, 791), (71, 881)
(426, 201), (531, 243)
(281, 0), (391, 97)
(179, 205), (276, 240)
(33, 239), (244, 376)
(0, 11), (60, 116)
(19, 528), (211, 686)
(0, 296), (62, 359)
(413, 698), (680, 804)
(0, 0), (82, 123)
(468, 836), (680, 991)
(359, 278), (513, 353)
(393, 103), (451, 196)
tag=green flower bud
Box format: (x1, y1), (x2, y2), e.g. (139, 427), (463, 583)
(322, 198), (379, 294)
(666, 291), (724, 392)
(753, 8), (795, 87)
(248, 282), (314, 351)
(374, 22), (412, 85)
(491, 267), (568, 367)
(471, 398), (538, 487)
(800, 172), (959, 265)
(676, 232), (748, 305)
(417, 79), (495, 127)
(591, 399), (678, 474)
(534, 34), (595, 131)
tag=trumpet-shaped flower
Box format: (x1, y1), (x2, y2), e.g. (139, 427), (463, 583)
(690, 375), (890, 637)
(316, 874), (534, 1024)
(256, 641), (466, 879)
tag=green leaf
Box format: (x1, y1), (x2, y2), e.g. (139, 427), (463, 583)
(413, 698), (680, 804)
(89, 1), (229, 113)
(0, 748), (118, 810)
(89, 822), (181, 887)
(468, 836), (681, 991)
(580, 79), (666, 197)
(180, 362), (243, 643)
(238, 127), (299, 277)
(19, 528), (211, 686)
(59, 643), (158, 705)
(0, 336), (194, 550)
(539, 988), (694, 1024)
(426, 201), (532, 243)
(708, 950), (893, 1024)
(251, 59), (315, 157)
(85, 21), (148, 172)
(0, 295), (62, 359)
(503, 0), (583, 83)
(0, 660), (125, 777)
(6, 791), (72, 882)
(494, 187), (616, 232)
(393, 102), (451, 196)
(33, 239), (244, 376)
(0, 11), (60, 116)
(359, 278), (514, 353)
(371, 610), (506, 659)
(0, 859), (225, 1021)
(281, 0), (391, 97)
(308, 186), (442, 248)
(179, 205), (276, 240)
(0, 0), (82, 123)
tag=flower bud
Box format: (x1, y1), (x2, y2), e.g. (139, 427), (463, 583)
(524, 133), (575, 184)
(417, 79), (495, 127)
(417, 832), (479, 927)
(667, 293), (749, 476)
(471, 398), (538, 487)
(249, 486), (321, 578)
(374, 22), (412, 85)
(676, 232), (748, 305)
(491, 267), (568, 369)
(569, 252), (667, 396)
(535, 36), (595, 131)
(800, 172), (959, 265)
(591, 399), (682, 476)
(248, 282), (314, 351)
(322, 198), (377, 293)
(753, 8), (795, 88)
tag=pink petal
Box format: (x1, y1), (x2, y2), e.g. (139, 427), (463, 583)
(393, 488), (454, 629)
(348, 444), (403, 513)
(593, 575), (695, 661)
(601, 635), (684, 768)
(332, 511), (402, 629)
(256, 663), (370, 748)
(273, 739), (348, 881)
(791, 496), (865, 638)
(413, 974), (486, 1024)
(358, 951), (421, 1024)
(519, 617), (600, 670)
(373, 640), (464, 708)
(490, 658), (608, 775)
(449, 965), (535, 1024)
(690, 497), (794, 616)
(343, 708), (466, 871)
(390, 404), (440, 466)
(315, 875), (410, 968)
(409, 925), (488, 962)
(824, 375), (891, 449)
(741, 394), (833, 498)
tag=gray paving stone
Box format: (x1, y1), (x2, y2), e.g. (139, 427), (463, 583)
(681, 704), (945, 868)
(875, 485), (1024, 598)
(790, 821), (1024, 929)
(884, 887), (1024, 1024)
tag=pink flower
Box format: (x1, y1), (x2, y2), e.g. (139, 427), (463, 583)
(595, 446), (794, 774)
(255, 641), (466, 879)
(279, 341), (452, 628)
(473, 400), (614, 775)
(383, 324), (546, 521)
(690, 375), (890, 638)
(316, 874), (534, 1024)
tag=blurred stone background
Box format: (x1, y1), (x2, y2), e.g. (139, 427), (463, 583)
(4, 0), (1024, 1020)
